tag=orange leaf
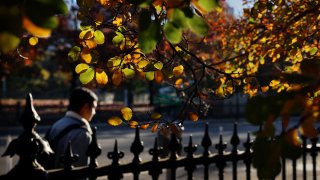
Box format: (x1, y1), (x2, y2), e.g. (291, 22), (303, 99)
(80, 48), (92, 63)
(129, 120), (138, 128)
(140, 123), (150, 129)
(112, 70), (123, 86)
(151, 123), (159, 132)
(155, 70), (164, 84)
(107, 116), (123, 126)
(23, 16), (51, 37)
(189, 112), (199, 122)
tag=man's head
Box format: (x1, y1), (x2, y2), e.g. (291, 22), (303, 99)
(68, 87), (98, 121)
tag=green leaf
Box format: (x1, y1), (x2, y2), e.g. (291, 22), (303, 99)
(164, 22), (182, 44)
(122, 68), (135, 79)
(154, 61), (163, 70)
(198, 0), (220, 12)
(79, 67), (94, 84)
(94, 30), (105, 44)
(310, 47), (318, 55)
(139, 22), (161, 53)
(68, 46), (81, 62)
(112, 32), (124, 45)
(0, 32), (20, 53)
(171, 8), (188, 28)
(187, 15), (208, 36)
(145, 71), (155, 81)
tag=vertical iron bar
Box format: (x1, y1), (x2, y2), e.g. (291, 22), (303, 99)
(302, 136), (307, 180)
(310, 138), (318, 180)
(281, 157), (286, 180)
(243, 133), (252, 180)
(215, 134), (227, 180)
(184, 135), (197, 180)
(230, 123), (240, 180)
(292, 160), (297, 180)
(130, 127), (144, 180)
(201, 123), (212, 180)
(149, 138), (163, 180)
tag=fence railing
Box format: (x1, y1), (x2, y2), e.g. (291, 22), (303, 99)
(0, 94), (320, 180)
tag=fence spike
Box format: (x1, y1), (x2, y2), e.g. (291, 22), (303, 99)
(184, 135), (197, 158)
(130, 127), (144, 164)
(149, 138), (162, 161)
(87, 126), (102, 168)
(107, 139), (124, 166)
(60, 141), (79, 170)
(201, 122), (212, 157)
(230, 122), (240, 153)
(1, 93), (49, 179)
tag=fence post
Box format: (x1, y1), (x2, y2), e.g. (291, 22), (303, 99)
(130, 127), (144, 180)
(86, 126), (102, 180)
(149, 138), (163, 179)
(1, 93), (51, 180)
(243, 133), (253, 180)
(215, 134), (227, 180)
(107, 140), (124, 180)
(230, 122), (240, 180)
(184, 135), (197, 180)
(201, 122), (212, 180)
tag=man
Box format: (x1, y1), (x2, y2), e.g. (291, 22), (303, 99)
(45, 87), (98, 168)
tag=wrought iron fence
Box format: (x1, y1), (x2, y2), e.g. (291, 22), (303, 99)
(0, 94), (320, 180)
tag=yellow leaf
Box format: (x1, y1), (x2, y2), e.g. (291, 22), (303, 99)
(189, 112), (199, 122)
(113, 17), (122, 26)
(151, 113), (162, 120)
(151, 123), (158, 132)
(121, 107), (133, 121)
(107, 116), (123, 126)
(80, 48), (92, 63)
(138, 59), (149, 69)
(129, 120), (139, 128)
(173, 65), (184, 76)
(112, 70), (123, 86)
(23, 17), (51, 37)
(29, 37), (38, 46)
(96, 70), (108, 85)
(81, 39), (97, 49)
(75, 63), (89, 74)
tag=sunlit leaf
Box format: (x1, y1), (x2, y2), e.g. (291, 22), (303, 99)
(0, 32), (20, 53)
(129, 120), (138, 128)
(29, 36), (38, 46)
(145, 71), (155, 81)
(151, 123), (158, 132)
(75, 63), (89, 73)
(122, 68), (135, 79)
(96, 70), (108, 85)
(121, 107), (133, 121)
(68, 46), (81, 62)
(81, 39), (97, 49)
(310, 47), (318, 55)
(113, 16), (122, 26)
(153, 62), (163, 70)
(112, 32), (124, 45)
(138, 59), (149, 69)
(194, 0), (220, 13)
(189, 112), (199, 122)
(175, 78), (183, 87)
(164, 22), (182, 44)
(187, 15), (209, 37)
(80, 48), (92, 63)
(155, 70), (164, 84)
(173, 65), (184, 76)
(112, 70), (123, 86)
(140, 123), (150, 129)
(107, 116), (123, 126)
(23, 16), (51, 37)
(79, 67), (95, 84)
(151, 113), (161, 120)
(94, 30), (105, 44)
